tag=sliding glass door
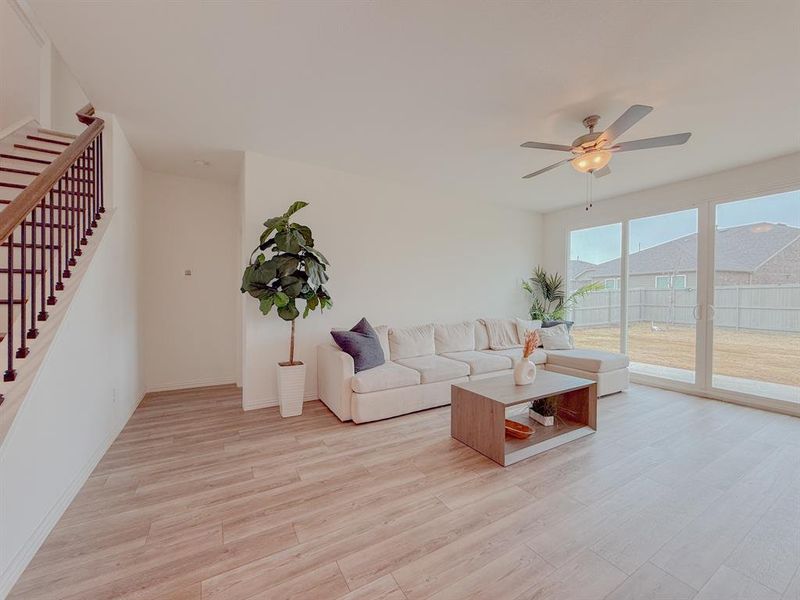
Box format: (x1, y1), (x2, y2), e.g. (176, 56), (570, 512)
(711, 193), (800, 404)
(627, 209), (698, 384)
(567, 223), (621, 353)
(565, 188), (799, 409)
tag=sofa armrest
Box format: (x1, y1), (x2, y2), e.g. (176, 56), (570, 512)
(317, 344), (354, 422)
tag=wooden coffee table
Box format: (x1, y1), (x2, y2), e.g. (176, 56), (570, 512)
(451, 371), (597, 466)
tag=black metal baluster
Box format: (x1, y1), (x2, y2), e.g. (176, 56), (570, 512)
(28, 207), (38, 339)
(81, 152), (89, 245)
(38, 196), (48, 321)
(49, 186), (58, 302)
(4, 233), (15, 381)
(17, 220), (29, 359)
(98, 133), (105, 214)
(66, 165), (75, 273)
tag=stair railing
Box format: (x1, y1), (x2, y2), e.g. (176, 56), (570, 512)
(0, 104), (104, 405)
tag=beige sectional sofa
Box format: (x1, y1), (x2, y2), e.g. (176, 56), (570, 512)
(317, 319), (628, 423)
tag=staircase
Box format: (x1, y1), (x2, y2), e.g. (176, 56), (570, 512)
(0, 104), (104, 408)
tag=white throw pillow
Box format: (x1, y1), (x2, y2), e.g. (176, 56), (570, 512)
(374, 325), (390, 359)
(481, 318), (521, 350)
(538, 324), (574, 350)
(515, 318), (543, 343)
(474, 320), (490, 350)
(389, 324), (436, 360)
(434, 321), (476, 354)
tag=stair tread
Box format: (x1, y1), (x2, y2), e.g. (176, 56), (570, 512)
(13, 144), (63, 156)
(26, 135), (70, 147)
(37, 128), (77, 140)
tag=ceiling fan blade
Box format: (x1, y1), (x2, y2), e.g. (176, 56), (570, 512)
(613, 132), (692, 152)
(520, 141), (574, 152)
(522, 158), (571, 179)
(598, 104), (653, 145)
(593, 165), (611, 178)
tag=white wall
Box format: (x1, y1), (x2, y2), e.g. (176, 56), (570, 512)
(141, 171), (239, 392)
(542, 152), (800, 277)
(241, 152), (543, 409)
(49, 46), (88, 135)
(0, 0), (43, 130)
(0, 114), (144, 596)
(0, 2), (88, 135)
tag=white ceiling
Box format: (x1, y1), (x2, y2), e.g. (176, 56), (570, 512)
(29, 0), (800, 212)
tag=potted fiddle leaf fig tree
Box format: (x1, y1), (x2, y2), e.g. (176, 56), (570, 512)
(240, 201), (331, 417)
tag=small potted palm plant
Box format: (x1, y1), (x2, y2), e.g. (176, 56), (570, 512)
(529, 397), (557, 426)
(240, 201), (331, 417)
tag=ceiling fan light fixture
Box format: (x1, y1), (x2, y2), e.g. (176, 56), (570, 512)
(571, 149), (611, 173)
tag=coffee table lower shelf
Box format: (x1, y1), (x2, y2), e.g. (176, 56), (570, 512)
(504, 415), (594, 466)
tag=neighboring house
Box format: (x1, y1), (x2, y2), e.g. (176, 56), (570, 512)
(574, 222), (800, 290)
(567, 259), (597, 289)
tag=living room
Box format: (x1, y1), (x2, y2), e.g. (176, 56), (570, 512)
(1, 1), (798, 599)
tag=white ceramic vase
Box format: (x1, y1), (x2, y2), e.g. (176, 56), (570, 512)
(513, 357), (537, 386)
(277, 362), (305, 417)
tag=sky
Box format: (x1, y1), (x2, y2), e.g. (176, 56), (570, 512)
(570, 189), (800, 265)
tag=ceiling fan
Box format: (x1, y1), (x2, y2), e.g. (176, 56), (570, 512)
(521, 105), (691, 180)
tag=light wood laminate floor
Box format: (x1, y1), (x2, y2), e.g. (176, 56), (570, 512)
(10, 383), (800, 600)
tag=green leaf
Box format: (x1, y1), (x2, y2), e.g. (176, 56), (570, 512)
(302, 245), (330, 265)
(259, 295), (274, 315)
(274, 291), (290, 307)
(274, 230), (302, 253)
(291, 223), (313, 246)
(305, 258), (328, 288)
(283, 201), (308, 219)
(279, 275), (303, 298)
(273, 255), (299, 277)
(277, 300), (299, 321)
(262, 215), (286, 233)
(241, 263), (277, 298)
(255, 253), (265, 265)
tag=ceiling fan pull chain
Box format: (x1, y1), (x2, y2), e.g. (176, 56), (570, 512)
(585, 173), (593, 211)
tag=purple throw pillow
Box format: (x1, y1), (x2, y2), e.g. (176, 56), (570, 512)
(330, 318), (385, 373)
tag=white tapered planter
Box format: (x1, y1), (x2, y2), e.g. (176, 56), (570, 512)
(277, 362), (305, 417)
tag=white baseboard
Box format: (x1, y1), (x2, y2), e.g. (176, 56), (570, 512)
(0, 394), (143, 598)
(146, 376), (237, 394)
(243, 393), (318, 411)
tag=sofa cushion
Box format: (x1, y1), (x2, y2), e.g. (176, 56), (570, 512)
(480, 318), (521, 350)
(515, 318), (543, 343)
(474, 320), (490, 350)
(434, 321), (475, 354)
(545, 349), (629, 373)
(389, 324), (435, 360)
(484, 347), (547, 365)
(351, 361), (421, 394)
(441, 350), (512, 375)
(331, 318), (385, 373)
(395, 354), (470, 384)
(374, 325), (390, 359)
(538, 323), (574, 350)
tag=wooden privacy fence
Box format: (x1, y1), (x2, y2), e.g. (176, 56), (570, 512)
(568, 285), (800, 333)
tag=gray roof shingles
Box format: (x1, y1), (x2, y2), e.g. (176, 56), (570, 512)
(584, 223), (800, 278)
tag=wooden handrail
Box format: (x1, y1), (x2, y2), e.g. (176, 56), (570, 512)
(0, 104), (103, 243)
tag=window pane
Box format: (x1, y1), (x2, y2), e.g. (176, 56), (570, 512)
(568, 223), (621, 352)
(713, 191), (800, 404)
(628, 208), (698, 384)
